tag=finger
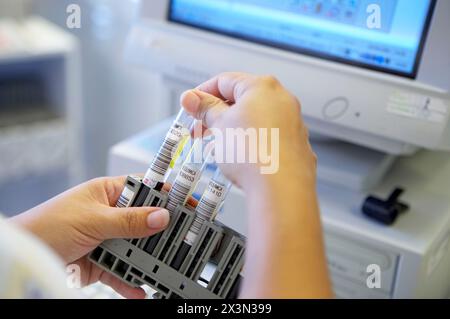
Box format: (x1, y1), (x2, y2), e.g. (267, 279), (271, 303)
(180, 89), (229, 128)
(99, 272), (146, 299)
(100, 206), (170, 239)
(98, 176), (129, 207)
(190, 119), (210, 138)
(196, 72), (256, 102)
(103, 175), (146, 207)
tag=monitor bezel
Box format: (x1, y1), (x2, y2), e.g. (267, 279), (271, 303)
(167, 0), (437, 79)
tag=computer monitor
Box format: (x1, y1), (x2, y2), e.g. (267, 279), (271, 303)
(126, 0), (449, 155)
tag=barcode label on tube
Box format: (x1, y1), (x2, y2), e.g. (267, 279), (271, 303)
(143, 123), (185, 187)
(184, 180), (225, 245)
(167, 180), (191, 212)
(116, 187), (135, 208)
(167, 165), (198, 212)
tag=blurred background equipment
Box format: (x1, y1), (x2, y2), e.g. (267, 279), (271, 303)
(33, 0), (171, 180)
(0, 16), (83, 215)
(0, 0), (170, 215)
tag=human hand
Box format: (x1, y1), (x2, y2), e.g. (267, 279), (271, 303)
(182, 73), (330, 298)
(180, 72), (316, 190)
(11, 176), (170, 299)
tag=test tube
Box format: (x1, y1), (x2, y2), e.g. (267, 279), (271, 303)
(166, 138), (213, 213)
(115, 109), (193, 209)
(144, 139), (212, 253)
(143, 109), (194, 190)
(171, 167), (232, 270)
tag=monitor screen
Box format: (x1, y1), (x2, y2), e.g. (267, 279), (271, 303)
(169, 0), (436, 78)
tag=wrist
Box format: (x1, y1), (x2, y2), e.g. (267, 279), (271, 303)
(240, 150), (319, 236)
(240, 155), (316, 196)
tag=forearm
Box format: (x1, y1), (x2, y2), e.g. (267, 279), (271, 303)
(240, 163), (332, 298)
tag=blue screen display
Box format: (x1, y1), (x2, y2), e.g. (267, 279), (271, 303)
(169, 0), (435, 78)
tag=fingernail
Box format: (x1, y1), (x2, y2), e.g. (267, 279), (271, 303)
(181, 90), (201, 110)
(147, 209), (170, 229)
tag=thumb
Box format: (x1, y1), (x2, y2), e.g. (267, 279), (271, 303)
(180, 89), (229, 128)
(100, 206), (170, 239)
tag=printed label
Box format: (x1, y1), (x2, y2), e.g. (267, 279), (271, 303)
(143, 122), (186, 187)
(184, 180), (226, 246)
(184, 231), (198, 246)
(387, 92), (448, 124)
(143, 168), (164, 189)
(170, 134), (190, 169)
(166, 165), (199, 212)
(178, 165), (198, 186)
(116, 187), (135, 208)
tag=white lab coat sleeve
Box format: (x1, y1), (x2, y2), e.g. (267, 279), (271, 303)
(0, 215), (81, 298)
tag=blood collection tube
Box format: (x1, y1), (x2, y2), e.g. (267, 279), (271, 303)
(166, 138), (213, 213)
(171, 168), (232, 270)
(144, 139), (212, 252)
(115, 109), (194, 209)
(143, 109), (194, 190)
